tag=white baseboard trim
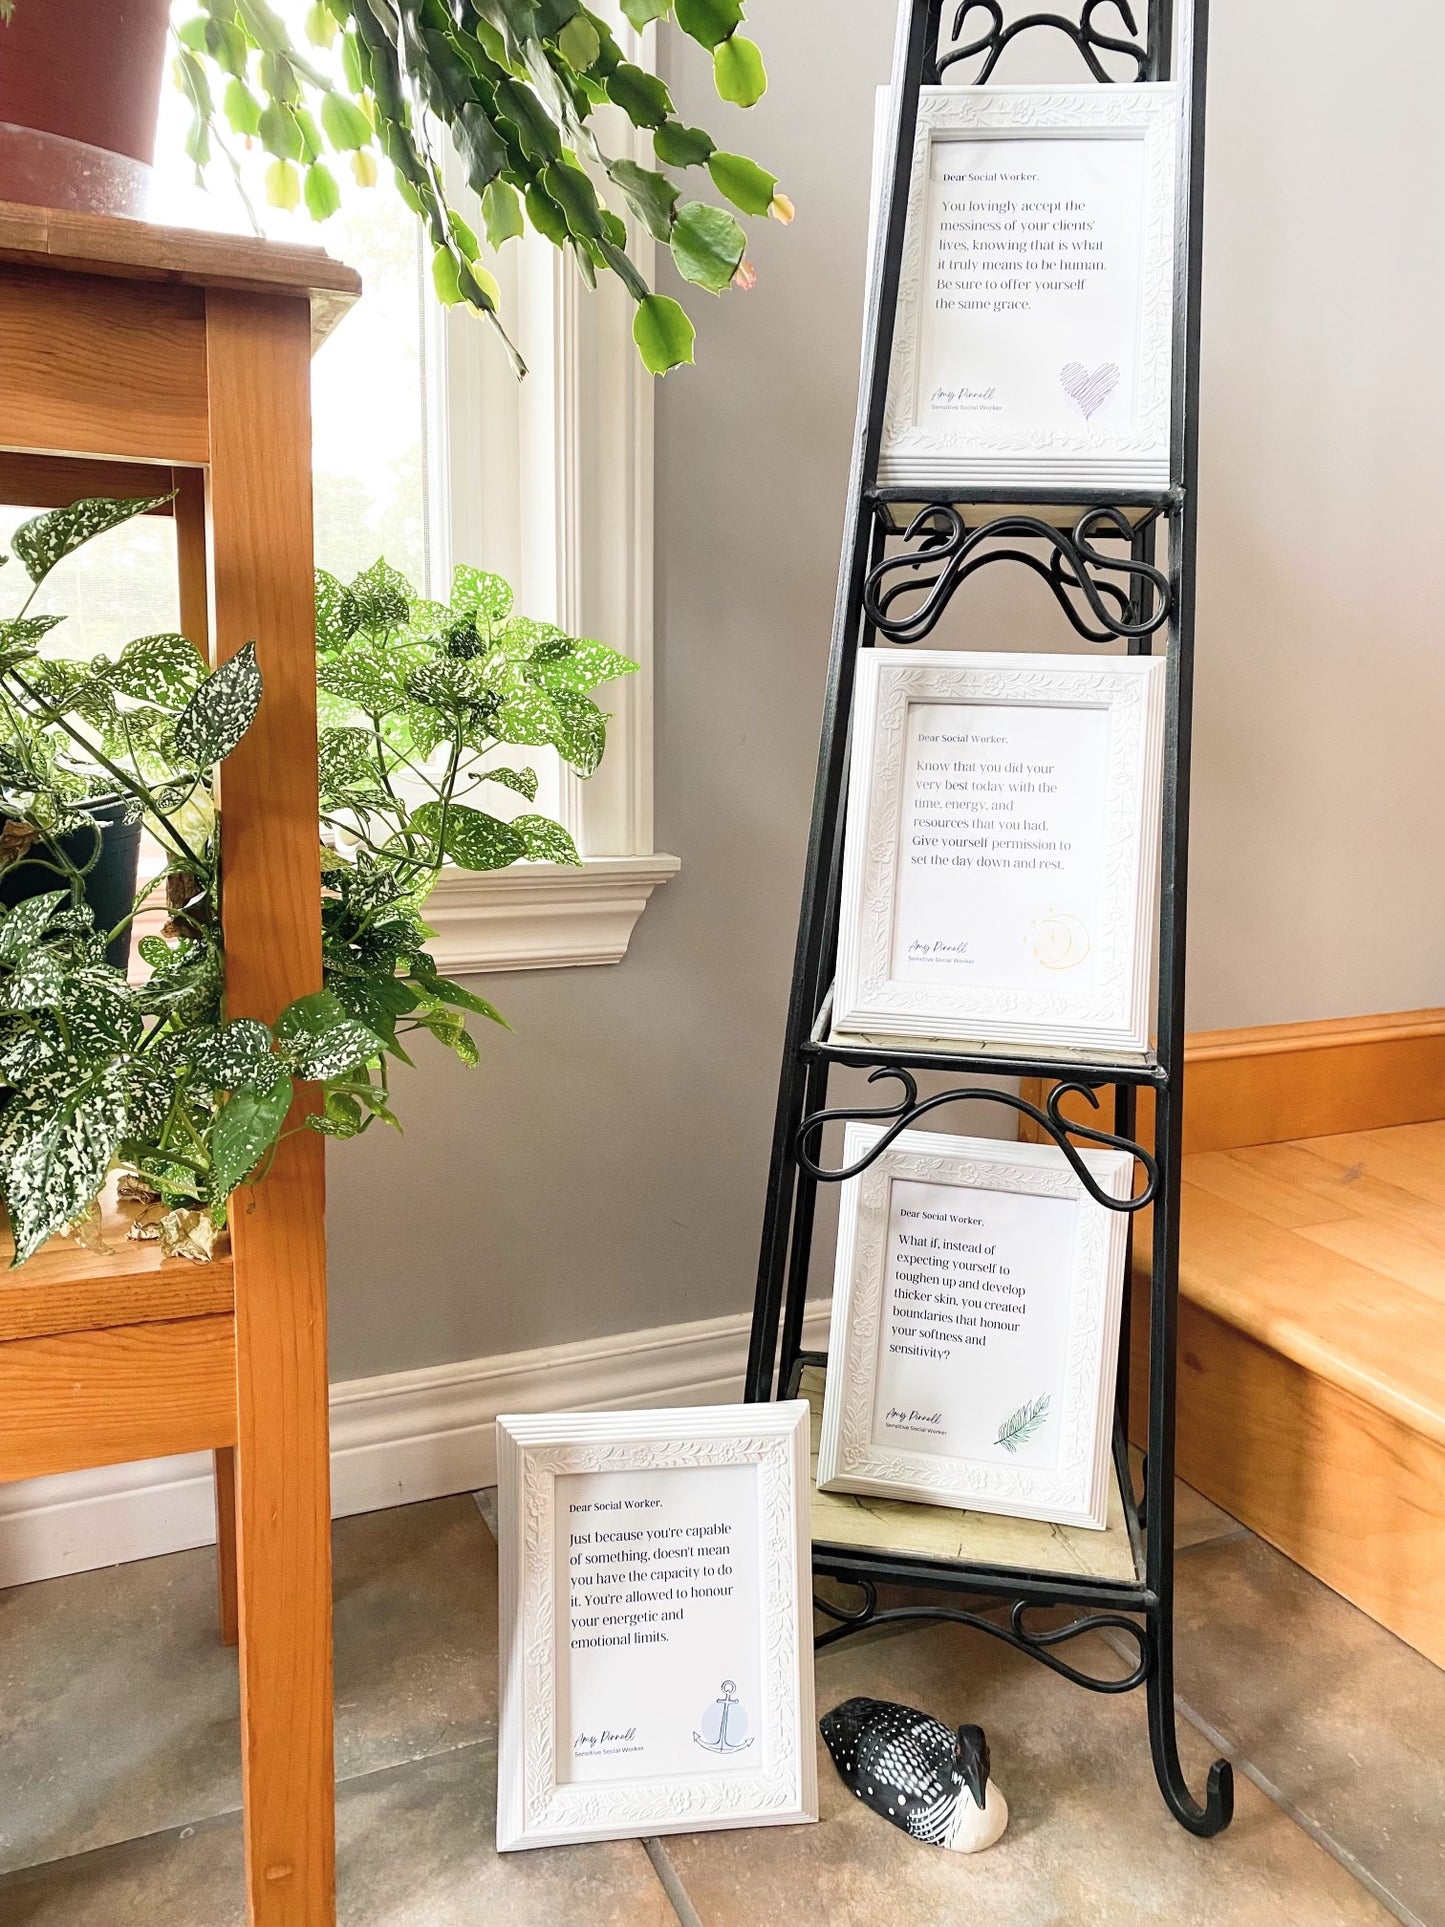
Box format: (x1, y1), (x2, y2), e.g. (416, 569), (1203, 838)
(0, 1301), (831, 1589)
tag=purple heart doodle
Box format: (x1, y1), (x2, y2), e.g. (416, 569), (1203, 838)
(1059, 360), (1120, 421)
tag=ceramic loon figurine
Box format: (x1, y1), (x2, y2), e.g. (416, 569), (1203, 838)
(821, 1698), (1008, 1853)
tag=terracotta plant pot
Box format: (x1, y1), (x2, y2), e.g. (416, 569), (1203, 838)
(0, 0), (173, 215)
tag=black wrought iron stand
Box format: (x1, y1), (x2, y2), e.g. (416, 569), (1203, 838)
(743, 0), (1231, 1835)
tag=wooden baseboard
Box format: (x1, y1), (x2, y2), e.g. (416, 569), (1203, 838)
(1130, 1291), (1445, 1670)
(1023, 1005), (1445, 1154)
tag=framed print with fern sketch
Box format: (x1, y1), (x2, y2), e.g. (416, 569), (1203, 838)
(877, 84), (1180, 490)
(496, 1402), (816, 1851)
(817, 1124), (1134, 1531)
(832, 649), (1165, 1055)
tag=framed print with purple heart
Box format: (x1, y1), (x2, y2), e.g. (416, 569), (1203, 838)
(878, 84), (1180, 491)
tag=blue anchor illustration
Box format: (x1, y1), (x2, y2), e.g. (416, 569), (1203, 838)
(693, 1679), (754, 1754)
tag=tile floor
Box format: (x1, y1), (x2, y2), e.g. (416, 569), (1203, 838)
(0, 1482), (1440, 1927)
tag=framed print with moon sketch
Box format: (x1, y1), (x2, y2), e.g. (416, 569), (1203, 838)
(496, 1401), (816, 1851)
(878, 84), (1180, 489)
(817, 1124), (1134, 1530)
(832, 649), (1165, 1054)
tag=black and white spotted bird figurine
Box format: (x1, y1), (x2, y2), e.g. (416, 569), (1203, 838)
(821, 1698), (1008, 1852)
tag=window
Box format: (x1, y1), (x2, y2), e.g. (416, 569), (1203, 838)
(3, 4), (675, 972)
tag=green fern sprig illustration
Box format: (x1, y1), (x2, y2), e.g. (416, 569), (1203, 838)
(994, 1393), (1051, 1453)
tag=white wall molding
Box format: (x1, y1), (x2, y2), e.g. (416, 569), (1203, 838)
(424, 851), (680, 975)
(420, 3), (670, 977)
(0, 1301), (829, 1589)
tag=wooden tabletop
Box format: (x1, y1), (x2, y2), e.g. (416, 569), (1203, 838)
(0, 200), (362, 349)
(0, 1183), (234, 1343)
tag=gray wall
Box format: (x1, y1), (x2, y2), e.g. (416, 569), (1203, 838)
(326, 0), (1445, 1381)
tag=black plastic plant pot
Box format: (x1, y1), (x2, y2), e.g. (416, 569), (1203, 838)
(0, 798), (143, 974)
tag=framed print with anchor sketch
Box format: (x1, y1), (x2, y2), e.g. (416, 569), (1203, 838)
(496, 1402), (816, 1851)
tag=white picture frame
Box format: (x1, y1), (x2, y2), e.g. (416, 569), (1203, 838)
(496, 1401), (817, 1851)
(833, 648), (1165, 1055)
(818, 1124), (1133, 1530)
(878, 84), (1180, 491)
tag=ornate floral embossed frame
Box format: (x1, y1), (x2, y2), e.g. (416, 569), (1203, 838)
(833, 649), (1166, 1054)
(817, 1124), (1132, 1530)
(879, 84), (1180, 490)
(496, 1403), (816, 1851)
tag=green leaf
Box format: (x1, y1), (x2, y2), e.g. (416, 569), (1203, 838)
(223, 76), (263, 137)
(670, 199), (745, 292)
(410, 801), (527, 872)
(675, 0), (742, 49)
(706, 149), (776, 215)
(266, 157), (302, 210)
(482, 177), (525, 247)
(605, 61), (673, 128)
(318, 726), (380, 798)
(349, 558), (412, 633)
(0, 949), (66, 1012)
(530, 638), (638, 692)
(0, 1067), (129, 1265)
(317, 651), (403, 713)
(11, 494), (173, 587)
(549, 689), (608, 775)
(713, 33), (766, 106)
(654, 121), (714, 168)
(483, 765), (539, 801)
(556, 13), (600, 67)
(525, 182), (570, 248)
(275, 988), (384, 1079)
(174, 642), (263, 768)
(450, 565), (514, 625)
(412, 971), (508, 1024)
(0, 890), (66, 965)
(123, 1062), (174, 1141)
(542, 159), (606, 241)
(620, 0), (671, 24)
(513, 814), (582, 865)
(433, 244), (464, 306)
(607, 158), (677, 240)
(188, 1018), (278, 1091)
(105, 632), (205, 706)
(315, 569), (362, 651)
(494, 76), (563, 163)
(210, 1066), (294, 1200)
(304, 159), (342, 220)
(632, 293), (695, 374)
(320, 88), (372, 151)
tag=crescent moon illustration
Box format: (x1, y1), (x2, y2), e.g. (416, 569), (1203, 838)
(1030, 912), (1091, 971)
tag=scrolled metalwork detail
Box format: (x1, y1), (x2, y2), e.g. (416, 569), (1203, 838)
(795, 1066), (1157, 1211)
(813, 1591), (1152, 1693)
(938, 0), (1148, 85)
(814, 1577), (879, 1629)
(864, 505), (1169, 647)
(1008, 1600), (1151, 1692)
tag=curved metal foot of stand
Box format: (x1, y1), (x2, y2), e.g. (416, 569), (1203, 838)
(1146, 1629), (1235, 1836)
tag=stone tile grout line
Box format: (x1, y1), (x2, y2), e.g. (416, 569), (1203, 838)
(1094, 1624), (1429, 1927)
(644, 1837), (707, 1927)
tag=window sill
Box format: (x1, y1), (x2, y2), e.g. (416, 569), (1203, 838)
(423, 853), (681, 975)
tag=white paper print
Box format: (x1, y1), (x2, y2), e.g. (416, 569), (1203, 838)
(916, 133), (1147, 440)
(556, 1464), (763, 1786)
(871, 1175), (1078, 1471)
(890, 698), (1111, 999)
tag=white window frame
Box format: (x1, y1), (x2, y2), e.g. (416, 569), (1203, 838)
(421, 8), (677, 973)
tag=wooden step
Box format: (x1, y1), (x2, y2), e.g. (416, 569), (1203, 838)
(1131, 1110), (1445, 1670)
